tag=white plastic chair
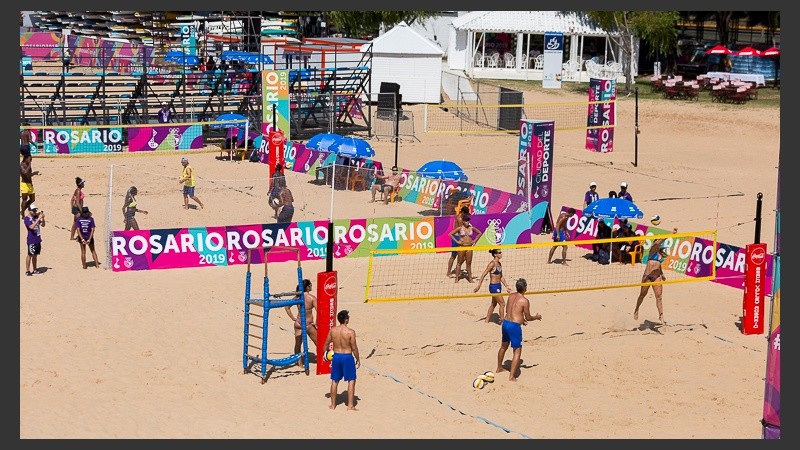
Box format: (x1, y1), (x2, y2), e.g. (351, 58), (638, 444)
(474, 51), (484, 68)
(533, 54), (544, 70)
(487, 52), (500, 68)
(503, 52), (515, 69)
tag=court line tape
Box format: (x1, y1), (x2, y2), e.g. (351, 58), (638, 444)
(360, 364), (534, 439)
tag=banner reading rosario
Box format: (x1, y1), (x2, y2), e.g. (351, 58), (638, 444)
(110, 212), (535, 271)
(557, 205), (774, 292)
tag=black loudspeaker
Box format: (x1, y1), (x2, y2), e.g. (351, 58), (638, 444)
(380, 82), (401, 94)
(497, 87), (523, 130)
(378, 82), (402, 112)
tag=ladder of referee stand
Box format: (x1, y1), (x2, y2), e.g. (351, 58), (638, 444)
(242, 249), (310, 383)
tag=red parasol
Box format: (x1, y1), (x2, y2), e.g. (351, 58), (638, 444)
(763, 46), (781, 57)
(735, 46), (763, 57)
(706, 45), (732, 55)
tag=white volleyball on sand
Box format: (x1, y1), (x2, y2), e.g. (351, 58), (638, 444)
(650, 215), (661, 226)
(472, 377), (486, 389)
(480, 371), (495, 383)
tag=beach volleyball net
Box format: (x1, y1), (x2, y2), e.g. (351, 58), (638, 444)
(423, 100), (616, 135)
(364, 230), (717, 303)
(20, 119), (250, 157)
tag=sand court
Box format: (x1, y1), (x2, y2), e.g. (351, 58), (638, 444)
(20, 86), (778, 438)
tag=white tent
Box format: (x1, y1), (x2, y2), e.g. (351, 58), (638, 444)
(361, 21), (444, 104)
(447, 11), (634, 82)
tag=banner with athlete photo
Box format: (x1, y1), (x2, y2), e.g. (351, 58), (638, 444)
(110, 211), (537, 271)
(128, 125), (203, 151)
(558, 205), (774, 292)
(585, 77), (617, 153)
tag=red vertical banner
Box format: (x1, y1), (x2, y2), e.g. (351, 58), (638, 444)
(267, 130), (286, 174)
(316, 271), (338, 375)
(742, 243), (767, 335)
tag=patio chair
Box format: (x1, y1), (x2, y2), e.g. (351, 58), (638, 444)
(503, 52), (515, 69)
(487, 52), (500, 68)
(474, 51), (485, 68)
(533, 54), (544, 70)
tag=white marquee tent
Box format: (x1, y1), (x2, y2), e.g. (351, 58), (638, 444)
(361, 21), (444, 103)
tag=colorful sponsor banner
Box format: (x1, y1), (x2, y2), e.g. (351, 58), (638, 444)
(21, 32), (155, 72)
(528, 120), (554, 209)
(585, 77), (617, 153)
(128, 125), (203, 152)
(177, 23), (197, 56)
(35, 127), (124, 154)
(316, 271), (338, 376)
(559, 205), (774, 292)
(268, 130), (287, 172)
(19, 31), (61, 58)
(542, 32), (564, 89)
(261, 70), (291, 141)
(742, 243), (767, 334)
(762, 179), (780, 438)
(434, 212), (534, 249)
(110, 211), (536, 271)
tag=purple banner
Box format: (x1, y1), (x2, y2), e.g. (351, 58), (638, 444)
(585, 77), (616, 153)
(128, 125), (203, 152)
(559, 205), (774, 292)
(762, 172), (780, 438)
(110, 211), (536, 271)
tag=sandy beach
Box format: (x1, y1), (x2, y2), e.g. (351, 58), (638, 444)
(20, 84), (779, 438)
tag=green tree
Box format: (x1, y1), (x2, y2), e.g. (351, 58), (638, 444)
(327, 11), (438, 38)
(588, 11), (680, 94)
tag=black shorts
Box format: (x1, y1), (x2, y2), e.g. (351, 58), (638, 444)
(78, 237), (95, 246)
(72, 206), (80, 215)
(27, 243), (41, 256)
(277, 206), (295, 223)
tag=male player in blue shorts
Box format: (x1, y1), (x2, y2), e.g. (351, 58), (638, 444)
(497, 278), (541, 381)
(323, 309), (361, 410)
(547, 208), (575, 265)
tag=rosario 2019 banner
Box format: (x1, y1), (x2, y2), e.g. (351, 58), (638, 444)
(110, 212), (535, 271)
(32, 127), (124, 154)
(585, 77), (616, 152)
(261, 70), (290, 141)
(558, 205), (774, 292)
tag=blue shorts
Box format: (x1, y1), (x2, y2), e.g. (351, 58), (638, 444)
(183, 185), (195, 196)
(489, 283), (502, 294)
(501, 320), (523, 349)
(330, 353), (357, 382)
(553, 230), (567, 242)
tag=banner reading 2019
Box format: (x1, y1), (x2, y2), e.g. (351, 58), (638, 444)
(110, 212), (535, 271)
(585, 77), (616, 153)
(262, 70), (290, 141)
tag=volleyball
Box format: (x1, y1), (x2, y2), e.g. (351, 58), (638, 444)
(472, 377), (486, 389)
(650, 215), (661, 226)
(323, 349), (334, 362)
(480, 371), (495, 383)
(271, 197), (281, 207)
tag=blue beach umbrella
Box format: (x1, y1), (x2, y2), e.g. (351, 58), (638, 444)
(305, 133), (342, 151)
(328, 136), (375, 159)
(210, 113), (246, 129)
(164, 51), (199, 66)
(583, 197), (644, 220)
(416, 159), (468, 181)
